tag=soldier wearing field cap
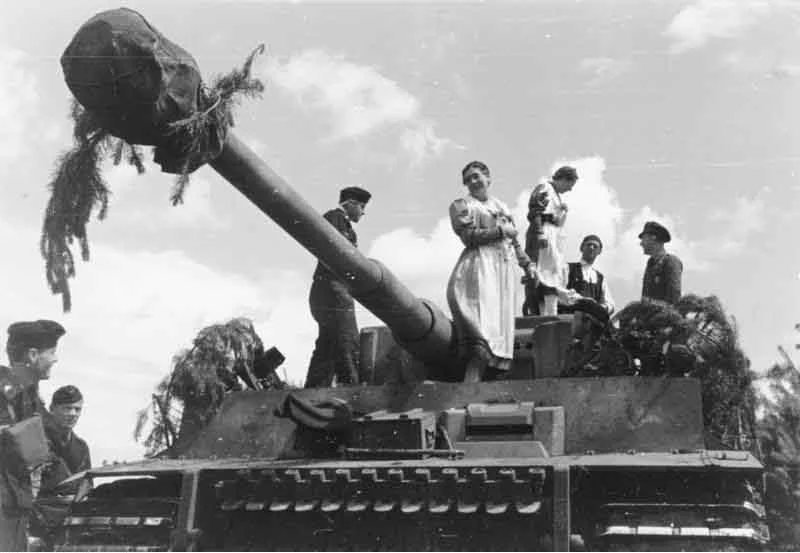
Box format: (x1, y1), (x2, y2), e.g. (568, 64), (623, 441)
(40, 386), (91, 495)
(639, 221), (683, 305)
(0, 320), (65, 551)
(305, 187), (372, 388)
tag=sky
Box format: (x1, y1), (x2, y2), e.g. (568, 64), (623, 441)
(1, 0), (799, 462)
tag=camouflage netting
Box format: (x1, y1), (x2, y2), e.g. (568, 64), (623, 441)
(42, 7), (264, 311)
(134, 318), (285, 457)
(755, 356), (800, 549)
(613, 295), (757, 449)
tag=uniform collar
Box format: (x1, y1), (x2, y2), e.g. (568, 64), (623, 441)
(51, 424), (74, 444)
(336, 206), (353, 222)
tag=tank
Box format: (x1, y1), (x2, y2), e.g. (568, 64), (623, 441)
(44, 132), (770, 553)
(45, 10), (769, 552)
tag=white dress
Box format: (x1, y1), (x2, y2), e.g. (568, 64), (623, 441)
(534, 180), (568, 290)
(446, 195), (520, 371)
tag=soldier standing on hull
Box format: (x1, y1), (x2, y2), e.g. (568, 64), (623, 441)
(639, 221), (683, 305)
(0, 320), (65, 552)
(304, 187), (371, 388)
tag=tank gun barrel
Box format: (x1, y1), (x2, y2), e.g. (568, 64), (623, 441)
(211, 134), (457, 372)
(55, 7), (457, 375)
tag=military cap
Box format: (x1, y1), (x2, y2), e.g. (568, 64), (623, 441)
(339, 186), (371, 204)
(51, 385), (83, 406)
(7, 320), (66, 351)
(552, 165), (578, 182)
(573, 298), (610, 325)
(638, 221), (671, 243)
(580, 234), (603, 249)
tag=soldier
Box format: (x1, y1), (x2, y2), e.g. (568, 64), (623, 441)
(639, 221), (683, 305)
(304, 186), (371, 388)
(0, 320), (65, 552)
(559, 234), (615, 315)
(40, 386), (91, 494)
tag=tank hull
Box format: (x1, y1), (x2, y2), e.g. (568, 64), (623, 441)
(52, 379), (769, 551)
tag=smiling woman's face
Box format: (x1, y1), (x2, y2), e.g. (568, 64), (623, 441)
(463, 166), (490, 201)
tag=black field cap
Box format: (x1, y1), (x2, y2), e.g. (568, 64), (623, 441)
(339, 186), (372, 204)
(7, 320), (66, 351)
(51, 385), (83, 406)
(552, 165), (578, 181)
(638, 221), (672, 243)
(581, 234), (603, 249)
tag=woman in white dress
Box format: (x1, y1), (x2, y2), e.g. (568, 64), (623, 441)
(524, 165), (580, 316)
(446, 161), (534, 383)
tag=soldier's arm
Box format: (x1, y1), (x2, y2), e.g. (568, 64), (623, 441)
(80, 439), (92, 472)
(527, 184), (548, 223)
(663, 256), (683, 304)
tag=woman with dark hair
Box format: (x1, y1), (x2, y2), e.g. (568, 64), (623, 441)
(524, 165), (580, 315)
(447, 161), (534, 382)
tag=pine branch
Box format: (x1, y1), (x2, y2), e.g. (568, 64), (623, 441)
(167, 44), (265, 204)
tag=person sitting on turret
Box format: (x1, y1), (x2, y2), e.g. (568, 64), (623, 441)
(447, 161), (534, 383)
(304, 186), (371, 388)
(559, 234), (615, 315)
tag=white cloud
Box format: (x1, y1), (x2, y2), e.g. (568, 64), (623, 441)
(368, 218), (462, 283)
(0, 48), (39, 160)
(707, 189), (767, 254)
(0, 219), (317, 462)
(608, 205), (708, 278)
(514, 157), (703, 282)
(367, 156), (635, 317)
(401, 121), (461, 167)
(265, 50), (416, 138)
(365, 156), (766, 321)
(665, 0), (772, 54)
(768, 62), (800, 80)
(101, 161), (229, 230)
(578, 57), (632, 86)
(263, 49), (456, 163)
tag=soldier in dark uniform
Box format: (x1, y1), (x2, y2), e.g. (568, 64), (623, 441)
(40, 386), (91, 494)
(639, 221), (683, 305)
(304, 186), (371, 388)
(0, 320), (65, 551)
(559, 234), (615, 315)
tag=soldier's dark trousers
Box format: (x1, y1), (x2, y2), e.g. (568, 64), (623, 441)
(304, 279), (360, 388)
